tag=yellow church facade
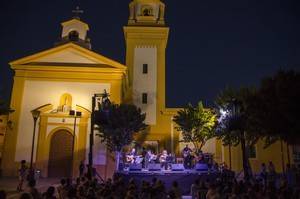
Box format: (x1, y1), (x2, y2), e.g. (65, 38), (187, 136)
(1, 0), (294, 178)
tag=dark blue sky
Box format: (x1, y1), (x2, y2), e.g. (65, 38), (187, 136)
(1, 0), (299, 107)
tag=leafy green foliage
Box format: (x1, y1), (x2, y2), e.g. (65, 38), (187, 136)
(173, 101), (217, 151)
(94, 103), (147, 152)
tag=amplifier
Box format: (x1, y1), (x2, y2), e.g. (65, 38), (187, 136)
(129, 164), (142, 171)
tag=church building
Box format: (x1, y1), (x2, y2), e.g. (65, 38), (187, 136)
(2, 0), (293, 178)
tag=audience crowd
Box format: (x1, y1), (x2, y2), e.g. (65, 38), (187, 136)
(0, 161), (300, 199)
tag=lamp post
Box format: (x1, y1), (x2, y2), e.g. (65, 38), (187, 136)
(69, 110), (81, 178)
(28, 109), (41, 181)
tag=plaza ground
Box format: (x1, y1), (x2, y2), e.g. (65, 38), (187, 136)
(0, 177), (60, 199)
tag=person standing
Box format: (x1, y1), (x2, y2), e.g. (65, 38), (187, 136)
(268, 161), (277, 186)
(144, 150), (153, 169)
(141, 147), (147, 168)
(17, 160), (28, 192)
(159, 150), (168, 170)
(260, 163), (268, 186)
(182, 144), (192, 169)
(79, 161), (85, 177)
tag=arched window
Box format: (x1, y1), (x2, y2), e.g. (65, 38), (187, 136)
(68, 30), (79, 41)
(142, 6), (153, 16)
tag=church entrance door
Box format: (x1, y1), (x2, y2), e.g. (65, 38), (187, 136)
(48, 130), (73, 178)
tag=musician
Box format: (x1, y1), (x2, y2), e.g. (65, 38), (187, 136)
(182, 144), (193, 169)
(141, 147), (147, 168)
(196, 150), (205, 163)
(129, 148), (136, 156)
(126, 148), (137, 163)
(167, 153), (175, 164)
(144, 149), (156, 169)
(159, 150), (168, 170)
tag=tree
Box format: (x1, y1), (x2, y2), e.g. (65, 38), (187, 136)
(94, 103), (147, 171)
(173, 101), (217, 152)
(252, 70), (300, 168)
(215, 87), (259, 180)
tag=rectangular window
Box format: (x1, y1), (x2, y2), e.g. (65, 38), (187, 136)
(142, 93), (148, 104)
(248, 145), (257, 159)
(143, 64), (148, 74)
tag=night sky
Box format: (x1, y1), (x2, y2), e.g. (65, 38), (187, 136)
(1, 0), (300, 107)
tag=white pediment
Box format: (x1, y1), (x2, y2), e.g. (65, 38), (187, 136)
(10, 43), (126, 70)
(34, 48), (102, 64)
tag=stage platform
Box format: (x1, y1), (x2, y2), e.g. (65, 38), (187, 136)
(117, 170), (219, 195)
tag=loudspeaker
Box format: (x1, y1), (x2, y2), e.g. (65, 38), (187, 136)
(129, 164), (142, 171)
(69, 110), (75, 116)
(148, 163), (161, 171)
(171, 164), (185, 171)
(195, 163), (208, 171)
(76, 111), (82, 117)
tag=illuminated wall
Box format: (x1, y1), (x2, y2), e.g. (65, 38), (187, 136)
(15, 80), (110, 163)
(133, 46), (157, 125)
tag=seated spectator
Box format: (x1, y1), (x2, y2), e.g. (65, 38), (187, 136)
(198, 181), (207, 199)
(168, 181), (181, 199)
(67, 187), (77, 199)
(19, 193), (32, 199)
(206, 183), (220, 199)
(0, 190), (6, 199)
(190, 179), (200, 199)
(57, 179), (67, 199)
(42, 186), (56, 199)
(28, 179), (41, 199)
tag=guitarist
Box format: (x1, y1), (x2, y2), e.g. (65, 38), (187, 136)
(182, 144), (193, 169)
(126, 148), (137, 163)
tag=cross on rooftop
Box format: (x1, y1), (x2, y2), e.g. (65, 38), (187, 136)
(72, 6), (84, 19)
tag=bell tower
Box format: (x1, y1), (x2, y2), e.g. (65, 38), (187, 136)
(128, 0), (165, 26)
(55, 6), (91, 49)
(124, 0), (169, 125)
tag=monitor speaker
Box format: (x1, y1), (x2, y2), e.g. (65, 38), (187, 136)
(69, 110), (75, 116)
(129, 164), (142, 171)
(171, 164), (185, 171)
(195, 163), (208, 171)
(148, 163), (161, 171)
(76, 111), (82, 117)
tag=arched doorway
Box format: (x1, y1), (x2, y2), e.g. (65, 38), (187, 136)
(48, 130), (73, 178)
